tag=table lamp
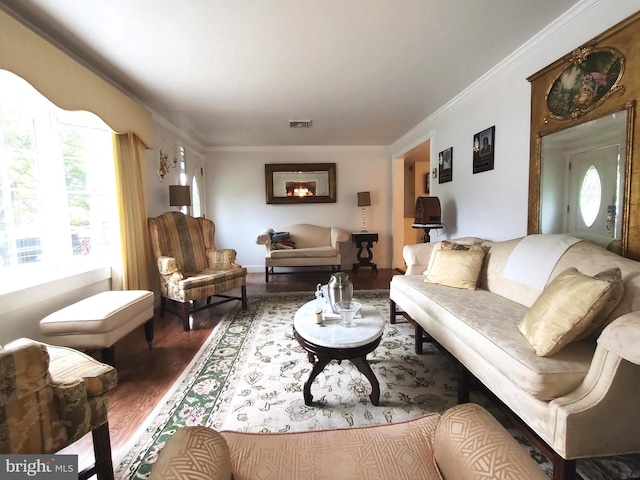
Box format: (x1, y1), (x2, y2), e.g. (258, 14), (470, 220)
(169, 185), (191, 212)
(357, 191), (371, 232)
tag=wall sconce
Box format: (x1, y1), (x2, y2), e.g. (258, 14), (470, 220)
(357, 191), (371, 232)
(169, 185), (192, 211)
(158, 148), (177, 181)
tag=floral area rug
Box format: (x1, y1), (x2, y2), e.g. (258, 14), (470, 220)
(115, 290), (640, 480)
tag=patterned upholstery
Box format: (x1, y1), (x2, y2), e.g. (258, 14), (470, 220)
(148, 404), (547, 480)
(148, 212), (248, 331)
(0, 338), (117, 480)
(435, 403), (547, 480)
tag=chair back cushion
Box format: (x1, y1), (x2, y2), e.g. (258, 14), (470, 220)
(283, 224), (331, 249)
(149, 212), (208, 272)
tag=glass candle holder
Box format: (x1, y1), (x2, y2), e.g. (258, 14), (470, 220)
(334, 300), (361, 328)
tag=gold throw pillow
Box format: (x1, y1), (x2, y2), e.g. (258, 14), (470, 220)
(518, 268), (614, 356)
(574, 267), (624, 340)
(424, 249), (486, 290)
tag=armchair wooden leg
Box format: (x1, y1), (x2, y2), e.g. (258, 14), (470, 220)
(265, 267), (270, 283)
(160, 296), (167, 316)
(180, 302), (191, 331)
(100, 347), (115, 366)
(241, 284), (248, 309)
(93, 422), (114, 480)
(144, 318), (154, 349)
(390, 300), (397, 324)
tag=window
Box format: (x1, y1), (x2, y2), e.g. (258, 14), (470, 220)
(579, 165), (602, 228)
(191, 173), (202, 218)
(0, 71), (117, 294)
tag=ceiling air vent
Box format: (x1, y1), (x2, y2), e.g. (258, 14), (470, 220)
(289, 120), (312, 128)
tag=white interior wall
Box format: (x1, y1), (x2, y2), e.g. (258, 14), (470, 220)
(390, 0), (640, 243)
(204, 147), (391, 272)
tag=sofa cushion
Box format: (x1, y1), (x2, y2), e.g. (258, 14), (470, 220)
(424, 249), (486, 290)
(391, 275), (594, 400)
(221, 414), (442, 479)
(268, 246), (337, 259)
(518, 268), (615, 356)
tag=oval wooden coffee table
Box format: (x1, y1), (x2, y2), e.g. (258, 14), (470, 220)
(293, 299), (384, 406)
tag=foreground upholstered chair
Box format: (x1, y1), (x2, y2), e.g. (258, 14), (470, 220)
(148, 212), (248, 331)
(0, 338), (118, 480)
(148, 403), (548, 480)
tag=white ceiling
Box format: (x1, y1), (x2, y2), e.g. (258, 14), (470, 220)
(1, 0), (581, 147)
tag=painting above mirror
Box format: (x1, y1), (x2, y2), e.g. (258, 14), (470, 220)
(539, 107), (630, 254)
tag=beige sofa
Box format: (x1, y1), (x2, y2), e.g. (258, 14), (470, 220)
(148, 403), (547, 480)
(390, 234), (640, 480)
(256, 224), (349, 282)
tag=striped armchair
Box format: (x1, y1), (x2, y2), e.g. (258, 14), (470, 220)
(148, 212), (248, 331)
(0, 338), (118, 480)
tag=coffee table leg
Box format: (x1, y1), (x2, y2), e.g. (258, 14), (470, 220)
(351, 357), (380, 406)
(304, 356), (332, 406)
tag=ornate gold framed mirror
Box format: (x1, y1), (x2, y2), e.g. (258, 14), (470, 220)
(527, 11), (640, 259)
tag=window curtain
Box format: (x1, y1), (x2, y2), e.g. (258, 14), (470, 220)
(113, 132), (150, 290)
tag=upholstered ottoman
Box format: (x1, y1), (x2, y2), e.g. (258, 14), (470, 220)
(40, 290), (154, 365)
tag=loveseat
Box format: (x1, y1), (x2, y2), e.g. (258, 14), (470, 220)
(390, 234), (640, 480)
(256, 224), (349, 282)
(148, 403), (547, 480)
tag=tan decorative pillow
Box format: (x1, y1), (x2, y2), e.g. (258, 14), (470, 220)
(574, 267), (624, 340)
(424, 241), (489, 275)
(518, 268), (615, 356)
(424, 249), (486, 290)
(440, 240), (489, 253)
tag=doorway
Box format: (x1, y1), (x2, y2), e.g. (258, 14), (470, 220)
(566, 144), (621, 246)
(391, 140), (431, 270)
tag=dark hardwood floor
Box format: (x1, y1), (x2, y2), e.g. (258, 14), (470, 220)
(64, 268), (398, 474)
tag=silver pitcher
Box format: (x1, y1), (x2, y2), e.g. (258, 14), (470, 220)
(328, 272), (353, 313)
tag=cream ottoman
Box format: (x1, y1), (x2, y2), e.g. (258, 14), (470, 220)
(40, 290), (154, 365)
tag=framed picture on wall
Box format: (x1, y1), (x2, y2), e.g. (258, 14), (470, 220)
(438, 147), (452, 184)
(473, 126), (495, 174)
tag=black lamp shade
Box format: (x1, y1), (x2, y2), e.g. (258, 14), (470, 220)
(357, 191), (371, 207)
(169, 185), (192, 207)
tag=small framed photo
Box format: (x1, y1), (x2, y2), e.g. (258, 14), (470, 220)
(438, 147), (452, 184)
(473, 126), (495, 174)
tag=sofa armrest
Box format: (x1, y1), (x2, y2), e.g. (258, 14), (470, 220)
(330, 227), (350, 248)
(434, 403), (547, 480)
(149, 426), (232, 480)
(403, 243), (435, 274)
(597, 312), (640, 364)
(256, 229), (275, 246)
(207, 248), (239, 269)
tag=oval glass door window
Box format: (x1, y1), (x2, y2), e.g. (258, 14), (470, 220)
(579, 165), (602, 227)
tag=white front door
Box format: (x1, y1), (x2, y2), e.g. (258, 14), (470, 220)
(566, 144), (620, 240)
